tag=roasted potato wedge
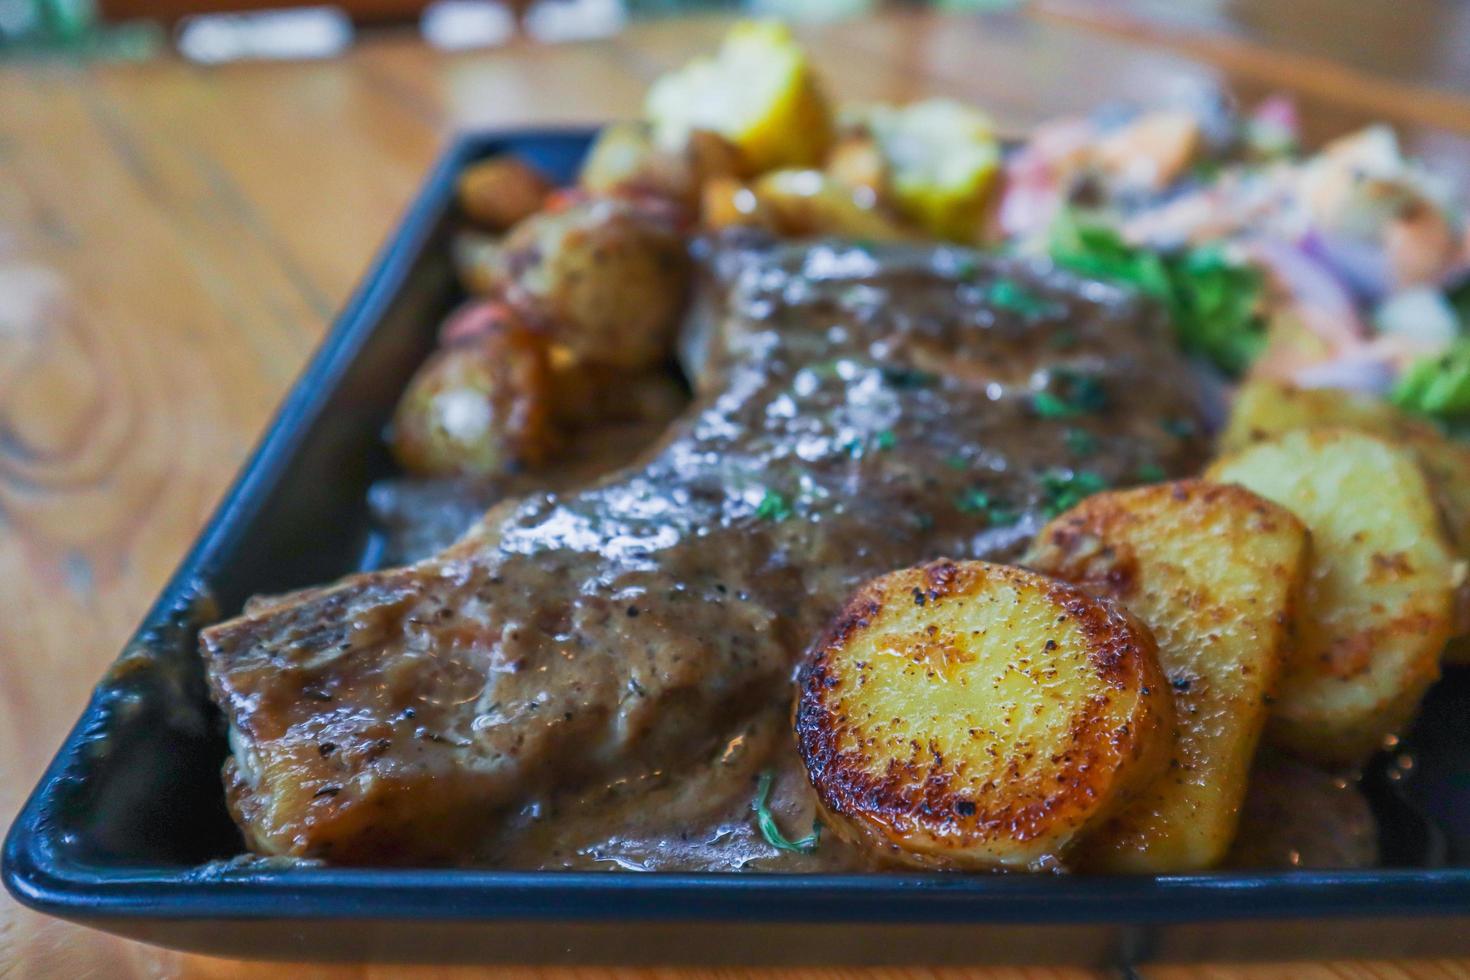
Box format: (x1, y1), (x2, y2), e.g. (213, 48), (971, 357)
(752, 169), (915, 241)
(1207, 428), (1457, 764)
(824, 134), (888, 201)
(579, 121), (745, 212)
(845, 98), (1002, 242)
(796, 559), (1173, 871)
(484, 197), (690, 370)
(700, 175), (778, 232)
(645, 20), (833, 173)
(390, 320), (555, 478)
(457, 156), (552, 231)
(1026, 481), (1309, 872)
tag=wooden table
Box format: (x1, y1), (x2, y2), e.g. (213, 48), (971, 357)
(3, 3), (1470, 976)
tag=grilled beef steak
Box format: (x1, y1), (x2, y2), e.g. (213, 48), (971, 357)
(202, 239), (1207, 865)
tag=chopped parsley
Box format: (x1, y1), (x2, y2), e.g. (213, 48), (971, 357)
(754, 489), (793, 522)
(879, 365), (938, 390)
(1063, 427), (1098, 457)
(1049, 209), (1266, 377)
(955, 488), (1017, 526)
(1031, 369), (1108, 419)
(944, 454), (969, 470)
(843, 429), (897, 458)
(1040, 469), (1109, 517)
(988, 278), (1059, 318)
(1135, 462), (1167, 483)
(752, 771), (820, 854)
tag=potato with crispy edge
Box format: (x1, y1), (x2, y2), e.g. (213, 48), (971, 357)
(1222, 379), (1470, 657)
(1026, 481), (1309, 872)
(1207, 428), (1456, 764)
(796, 559), (1173, 871)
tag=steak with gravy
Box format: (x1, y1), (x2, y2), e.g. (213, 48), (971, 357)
(202, 238), (1207, 866)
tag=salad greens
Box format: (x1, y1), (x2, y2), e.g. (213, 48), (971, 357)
(1049, 210), (1267, 377)
(1392, 278), (1470, 423)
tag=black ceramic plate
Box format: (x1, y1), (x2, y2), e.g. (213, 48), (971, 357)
(5, 129), (1470, 967)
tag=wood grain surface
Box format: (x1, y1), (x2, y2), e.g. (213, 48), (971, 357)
(3, 4), (1470, 977)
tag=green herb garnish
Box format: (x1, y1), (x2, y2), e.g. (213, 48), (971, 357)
(955, 488), (1017, 526)
(874, 429), (897, 451)
(752, 771), (820, 854)
(1393, 340), (1470, 420)
(754, 489), (793, 522)
(880, 365), (938, 390)
(1031, 369), (1108, 419)
(1040, 469), (1109, 517)
(944, 454), (969, 470)
(1063, 427), (1098, 457)
(1135, 462), (1167, 483)
(988, 278), (1059, 317)
(1049, 210), (1266, 376)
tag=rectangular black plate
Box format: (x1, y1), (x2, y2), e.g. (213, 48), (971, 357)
(6, 129), (1470, 967)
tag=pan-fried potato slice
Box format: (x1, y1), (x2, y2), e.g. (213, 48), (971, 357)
(795, 559), (1173, 871)
(1025, 481), (1309, 872)
(1220, 378), (1437, 454)
(1207, 428), (1457, 764)
(1222, 379), (1470, 656)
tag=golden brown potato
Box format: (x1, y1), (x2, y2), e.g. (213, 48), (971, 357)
(1026, 481), (1309, 872)
(1207, 428), (1457, 764)
(752, 169), (915, 241)
(485, 197), (690, 370)
(699, 176), (778, 233)
(390, 321), (554, 478)
(796, 559), (1173, 871)
(824, 135), (888, 201)
(579, 122), (745, 212)
(1218, 379), (1434, 454)
(1222, 379), (1470, 654)
(457, 156), (552, 231)
(545, 346), (688, 430)
(644, 20), (833, 174)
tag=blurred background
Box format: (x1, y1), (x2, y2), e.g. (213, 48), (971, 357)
(1, 0), (1467, 79)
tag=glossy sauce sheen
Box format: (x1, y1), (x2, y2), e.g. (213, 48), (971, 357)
(201, 238), (1208, 869)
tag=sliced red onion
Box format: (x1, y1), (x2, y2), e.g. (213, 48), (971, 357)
(1291, 355), (1397, 396)
(1241, 237), (1369, 347)
(1299, 228), (1392, 302)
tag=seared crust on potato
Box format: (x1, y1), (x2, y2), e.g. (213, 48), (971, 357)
(795, 559), (1173, 871)
(1026, 481), (1309, 872)
(1221, 380), (1470, 657)
(1207, 428), (1456, 764)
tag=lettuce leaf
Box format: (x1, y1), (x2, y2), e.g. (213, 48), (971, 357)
(1049, 211), (1267, 376)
